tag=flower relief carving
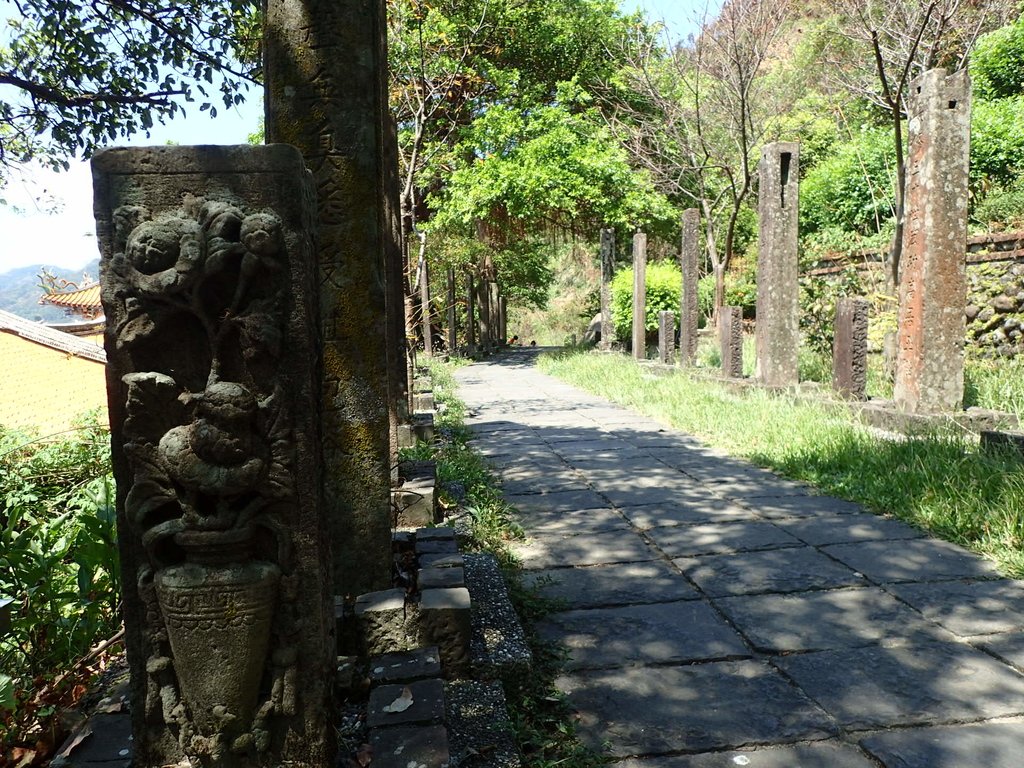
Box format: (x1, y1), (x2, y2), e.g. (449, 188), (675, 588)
(106, 198), (302, 766)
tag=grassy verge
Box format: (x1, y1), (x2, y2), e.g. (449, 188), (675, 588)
(406, 358), (604, 768)
(538, 350), (1024, 577)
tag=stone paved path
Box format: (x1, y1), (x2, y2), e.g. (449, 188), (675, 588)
(454, 350), (1024, 768)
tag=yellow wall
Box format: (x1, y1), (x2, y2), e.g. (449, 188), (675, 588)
(0, 332), (108, 437)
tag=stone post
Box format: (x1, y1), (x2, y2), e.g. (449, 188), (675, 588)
(420, 255), (433, 357)
(755, 142), (801, 387)
(658, 311), (676, 364)
(599, 228), (615, 350)
(476, 276), (491, 351)
(894, 68), (971, 413)
(498, 296), (508, 346)
(679, 208), (700, 366)
(720, 306), (743, 378)
(264, 0), (395, 594)
(833, 298), (870, 400)
(489, 281), (500, 346)
(446, 266), (457, 353)
(632, 231), (648, 360)
(94, 145), (335, 767)
(466, 272), (477, 349)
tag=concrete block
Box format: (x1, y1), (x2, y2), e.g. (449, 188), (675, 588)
(370, 725), (449, 768)
(367, 678), (446, 729)
(419, 588), (472, 676)
(369, 647), (442, 684)
(419, 566), (466, 590)
(356, 589), (417, 656)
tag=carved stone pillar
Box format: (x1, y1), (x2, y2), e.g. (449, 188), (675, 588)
(632, 232), (648, 360)
(599, 228), (615, 351)
(94, 145), (335, 767)
(679, 209), (700, 365)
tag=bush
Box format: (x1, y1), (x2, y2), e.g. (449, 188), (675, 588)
(799, 267), (864, 356)
(697, 273), (758, 321)
(971, 15), (1024, 101)
(610, 260), (684, 341)
(970, 95), (1024, 196)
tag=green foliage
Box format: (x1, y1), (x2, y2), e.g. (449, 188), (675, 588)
(800, 126), (898, 236)
(799, 267), (864, 356)
(610, 261), (682, 341)
(972, 177), (1024, 229)
(964, 355), (1024, 416)
(0, 418), (118, 742)
(970, 95), (1024, 194)
(697, 273), (757, 321)
(971, 14), (1024, 100)
(0, 0), (259, 173)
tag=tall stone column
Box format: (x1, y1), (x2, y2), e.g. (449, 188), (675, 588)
(94, 145), (335, 767)
(488, 281), (500, 345)
(632, 231), (648, 360)
(679, 208), (700, 365)
(894, 68), (971, 413)
(264, 0), (396, 594)
(477, 276), (491, 351)
(719, 305), (744, 378)
(599, 228), (615, 350)
(755, 142), (800, 387)
(466, 272), (477, 349)
(658, 311), (676, 364)
(420, 256), (433, 357)
(498, 296), (508, 345)
(833, 297), (870, 400)
(446, 266), (457, 352)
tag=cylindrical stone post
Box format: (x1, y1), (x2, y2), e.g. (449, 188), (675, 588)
(446, 266), (457, 353)
(420, 256), (433, 357)
(720, 306), (743, 378)
(755, 142), (800, 388)
(833, 298), (870, 400)
(466, 272), (477, 349)
(599, 228), (615, 350)
(476, 276), (491, 351)
(658, 311), (676, 364)
(894, 68), (971, 414)
(264, 0), (395, 594)
(498, 296), (507, 346)
(93, 145), (336, 767)
(488, 281), (500, 346)
(632, 231), (648, 360)
(679, 208), (700, 366)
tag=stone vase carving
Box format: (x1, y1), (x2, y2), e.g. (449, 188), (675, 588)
(154, 528), (280, 739)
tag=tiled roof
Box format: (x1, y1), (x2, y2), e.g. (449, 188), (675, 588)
(40, 283), (102, 310)
(0, 309), (106, 363)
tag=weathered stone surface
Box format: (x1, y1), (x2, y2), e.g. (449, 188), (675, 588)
(632, 232), (648, 360)
(369, 647), (442, 684)
(976, 631), (1024, 668)
(894, 68), (971, 414)
(522, 561), (699, 609)
(885, 579), (1024, 636)
(833, 297), (870, 399)
(416, 538), (459, 555)
(393, 481), (437, 528)
(463, 553), (531, 680)
(613, 742), (877, 768)
(93, 145), (335, 767)
(418, 566), (465, 590)
(538, 600), (748, 670)
(717, 587), (948, 653)
(465, 272), (477, 347)
(980, 428), (1024, 459)
(679, 208), (700, 366)
(446, 266), (457, 352)
(357, 589), (417, 656)
(265, 0), (399, 595)
(719, 305), (743, 378)
(777, 641), (1024, 729)
(678, 547), (863, 597)
(505, 488), (610, 514)
(755, 142), (800, 387)
(658, 311), (675, 364)
(445, 680), (521, 768)
(512, 506), (632, 538)
(416, 526), (455, 542)
(773, 514), (924, 546)
(860, 719), (1024, 768)
(369, 725), (450, 768)
(419, 588), (472, 675)
(742, 494), (862, 518)
(418, 553), (464, 569)
(367, 678), (446, 729)
(645, 521), (802, 558)
(599, 228), (615, 351)
(619, 498), (757, 529)
(821, 538), (998, 583)
(557, 661), (834, 757)
(52, 714), (132, 767)
(513, 528), (656, 570)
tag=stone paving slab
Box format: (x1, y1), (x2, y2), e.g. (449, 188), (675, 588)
(739, 494), (863, 517)
(501, 476), (593, 496)
(677, 547), (864, 597)
(646, 521), (802, 558)
(506, 488), (610, 513)
(522, 561), (700, 609)
(512, 528), (657, 569)
(620, 499), (759, 530)
(601, 484), (712, 509)
(512, 506), (631, 537)
(858, 718), (1024, 768)
(614, 741), (877, 768)
(773, 514), (925, 546)
(975, 632), (1024, 670)
(822, 539), (1000, 583)
(884, 579), (1024, 636)
(557, 661), (835, 757)
(716, 587), (951, 653)
(776, 642), (1024, 729)
(538, 600), (749, 670)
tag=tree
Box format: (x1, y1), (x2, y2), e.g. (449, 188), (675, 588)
(602, 0), (791, 312)
(0, 0), (259, 175)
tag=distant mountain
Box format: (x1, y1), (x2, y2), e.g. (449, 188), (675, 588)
(0, 259), (101, 322)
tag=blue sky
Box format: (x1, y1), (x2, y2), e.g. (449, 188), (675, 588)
(0, 0), (705, 275)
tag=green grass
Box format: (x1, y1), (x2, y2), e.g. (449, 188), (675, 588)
(538, 350), (1024, 577)
(409, 359), (606, 768)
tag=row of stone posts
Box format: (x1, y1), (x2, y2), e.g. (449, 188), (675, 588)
(607, 66), (971, 417)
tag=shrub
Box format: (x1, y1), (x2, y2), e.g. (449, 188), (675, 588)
(799, 266), (864, 356)
(970, 95), (1024, 197)
(610, 260), (684, 341)
(697, 273), (757, 321)
(971, 15), (1024, 101)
